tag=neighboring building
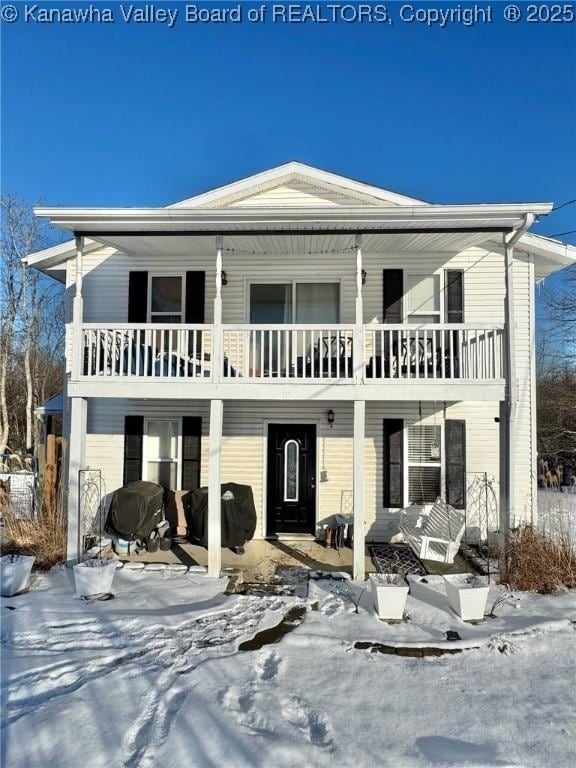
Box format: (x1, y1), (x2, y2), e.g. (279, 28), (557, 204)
(27, 162), (576, 578)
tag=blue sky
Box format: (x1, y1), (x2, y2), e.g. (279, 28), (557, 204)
(2, 2), (575, 320)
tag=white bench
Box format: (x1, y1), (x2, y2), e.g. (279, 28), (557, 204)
(400, 498), (466, 564)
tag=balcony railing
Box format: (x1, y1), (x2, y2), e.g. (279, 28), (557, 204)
(81, 324), (212, 379)
(363, 324), (504, 381)
(222, 325), (355, 380)
(78, 322), (504, 384)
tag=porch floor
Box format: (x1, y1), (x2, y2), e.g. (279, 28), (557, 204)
(118, 538), (470, 582)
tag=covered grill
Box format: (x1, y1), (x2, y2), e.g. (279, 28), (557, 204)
(105, 480), (164, 542)
(185, 483), (257, 548)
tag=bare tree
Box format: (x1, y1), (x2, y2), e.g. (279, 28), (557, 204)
(538, 264), (576, 458)
(541, 264), (576, 366)
(0, 195), (64, 454)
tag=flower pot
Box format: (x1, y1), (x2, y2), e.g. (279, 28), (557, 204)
(1, 555), (35, 596)
(442, 574), (489, 621)
(369, 574), (409, 620)
(73, 559), (116, 598)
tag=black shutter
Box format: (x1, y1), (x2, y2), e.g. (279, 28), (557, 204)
(124, 416), (144, 485)
(445, 420), (466, 509)
(181, 417), (202, 491)
(383, 269), (403, 323)
(128, 272), (148, 322)
(445, 270), (464, 323)
(383, 419), (404, 507)
(185, 272), (206, 323)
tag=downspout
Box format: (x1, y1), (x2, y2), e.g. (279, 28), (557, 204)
(501, 214), (534, 552)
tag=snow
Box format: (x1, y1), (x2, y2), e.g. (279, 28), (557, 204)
(1, 567), (575, 768)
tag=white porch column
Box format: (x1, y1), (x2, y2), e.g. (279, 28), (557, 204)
(72, 235), (84, 379)
(66, 396), (87, 565)
(353, 233), (364, 384)
(208, 398), (223, 578)
(212, 236), (223, 383)
(353, 399), (366, 581)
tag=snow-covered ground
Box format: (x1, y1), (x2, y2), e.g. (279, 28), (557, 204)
(1, 566), (575, 768)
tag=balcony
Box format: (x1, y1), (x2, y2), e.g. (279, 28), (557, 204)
(74, 322), (505, 401)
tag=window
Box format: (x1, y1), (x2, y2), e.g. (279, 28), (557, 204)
(406, 274), (440, 324)
(249, 282), (340, 324)
(149, 276), (183, 324)
(407, 424), (441, 504)
(249, 282), (340, 373)
(284, 439), (299, 502)
(295, 284), (339, 324)
(250, 284), (293, 323)
(144, 419), (181, 490)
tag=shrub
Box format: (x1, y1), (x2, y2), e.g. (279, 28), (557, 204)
(1, 463), (66, 570)
(503, 524), (576, 593)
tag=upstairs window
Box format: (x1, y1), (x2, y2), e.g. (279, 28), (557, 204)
(149, 276), (184, 324)
(406, 274), (441, 324)
(407, 424), (441, 504)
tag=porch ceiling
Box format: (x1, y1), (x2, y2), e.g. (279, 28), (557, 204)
(46, 231), (510, 258)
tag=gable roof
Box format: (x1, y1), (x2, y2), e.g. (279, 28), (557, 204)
(25, 161), (574, 281)
(168, 161), (426, 209)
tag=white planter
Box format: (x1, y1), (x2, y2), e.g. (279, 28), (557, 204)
(73, 559), (116, 598)
(443, 574), (489, 621)
(370, 574), (409, 621)
(1, 555), (35, 596)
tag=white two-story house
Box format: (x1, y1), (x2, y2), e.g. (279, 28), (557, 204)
(27, 162), (575, 580)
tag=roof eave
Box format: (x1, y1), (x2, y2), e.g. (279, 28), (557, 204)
(33, 203), (553, 233)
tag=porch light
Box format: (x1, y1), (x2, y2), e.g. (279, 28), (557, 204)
(221, 270), (228, 286)
(430, 440), (440, 460)
(327, 409), (335, 428)
(361, 269), (367, 285)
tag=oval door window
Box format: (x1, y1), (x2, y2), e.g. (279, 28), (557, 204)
(284, 439), (299, 502)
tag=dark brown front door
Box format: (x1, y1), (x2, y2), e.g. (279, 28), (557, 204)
(267, 424), (316, 536)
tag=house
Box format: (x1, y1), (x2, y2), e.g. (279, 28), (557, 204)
(27, 162), (576, 579)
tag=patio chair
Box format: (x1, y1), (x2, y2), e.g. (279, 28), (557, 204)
(399, 497), (465, 564)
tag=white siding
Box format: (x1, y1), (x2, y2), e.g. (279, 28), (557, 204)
(512, 256), (536, 524)
(72, 238), (535, 530)
(75, 243), (509, 328)
(86, 398), (354, 539)
(227, 181), (368, 208)
(86, 397), (505, 542)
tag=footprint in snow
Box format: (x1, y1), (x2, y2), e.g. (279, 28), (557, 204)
(321, 595), (343, 617)
(280, 695), (333, 748)
(256, 649), (282, 681)
(221, 685), (255, 714)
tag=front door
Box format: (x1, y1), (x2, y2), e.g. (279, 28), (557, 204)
(267, 424), (316, 536)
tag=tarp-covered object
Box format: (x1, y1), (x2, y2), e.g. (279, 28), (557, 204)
(185, 483), (257, 548)
(106, 481), (164, 542)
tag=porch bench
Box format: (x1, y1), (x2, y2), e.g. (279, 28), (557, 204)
(400, 498), (465, 564)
